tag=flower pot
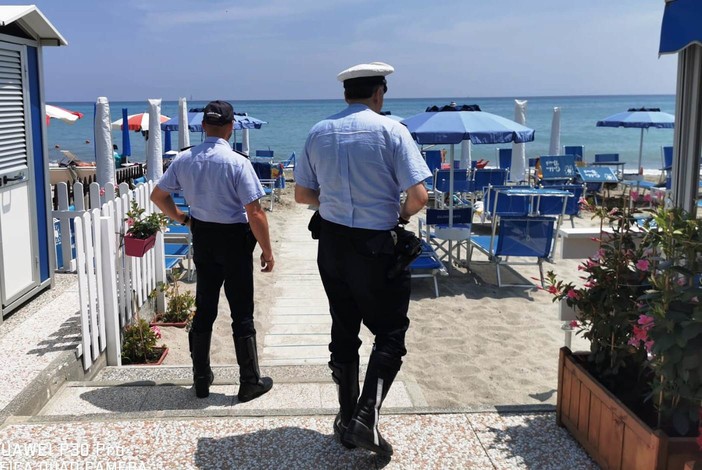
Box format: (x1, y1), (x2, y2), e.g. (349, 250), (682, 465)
(150, 316), (187, 328)
(128, 347), (168, 366)
(124, 233), (156, 257)
(557, 347), (701, 470)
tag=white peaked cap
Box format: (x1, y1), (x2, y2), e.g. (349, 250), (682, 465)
(337, 62), (395, 82)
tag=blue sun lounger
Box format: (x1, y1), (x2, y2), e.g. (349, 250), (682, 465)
(467, 215), (556, 288)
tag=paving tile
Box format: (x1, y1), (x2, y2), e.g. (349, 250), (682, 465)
(468, 412), (598, 469)
(265, 334), (329, 347)
(233, 383), (322, 410)
(270, 305), (330, 316)
(264, 345), (331, 361)
(39, 385), (148, 415)
(268, 323), (330, 335)
(140, 384), (237, 411)
(269, 315), (331, 325)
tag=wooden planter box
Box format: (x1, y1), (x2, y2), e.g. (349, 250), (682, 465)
(124, 233), (156, 257)
(557, 347), (701, 470)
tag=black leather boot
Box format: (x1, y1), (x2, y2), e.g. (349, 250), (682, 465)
(343, 350), (401, 457)
(329, 357), (359, 449)
(189, 330), (214, 398)
(234, 335), (273, 402)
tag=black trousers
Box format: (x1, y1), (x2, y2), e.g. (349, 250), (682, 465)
(190, 217), (257, 338)
(317, 218), (410, 365)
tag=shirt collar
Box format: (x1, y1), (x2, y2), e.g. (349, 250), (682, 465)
(204, 136), (230, 145)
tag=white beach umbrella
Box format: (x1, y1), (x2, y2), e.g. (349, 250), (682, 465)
(94, 96), (115, 188)
(459, 139), (471, 169)
(146, 99), (163, 182)
(511, 100), (527, 182)
(549, 107), (561, 155)
(242, 128), (250, 156)
(178, 97), (190, 151)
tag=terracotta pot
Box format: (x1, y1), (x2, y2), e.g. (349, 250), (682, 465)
(129, 347), (168, 366)
(150, 317), (187, 328)
(557, 347), (701, 470)
(124, 233), (156, 257)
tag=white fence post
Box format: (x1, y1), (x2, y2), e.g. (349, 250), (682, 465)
(101, 213), (121, 366)
(73, 216), (92, 370)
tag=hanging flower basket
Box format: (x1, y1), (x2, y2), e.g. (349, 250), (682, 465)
(124, 233), (156, 257)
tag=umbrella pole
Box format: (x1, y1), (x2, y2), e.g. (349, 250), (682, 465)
(449, 144), (455, 266)
(638, 128), (645, 174)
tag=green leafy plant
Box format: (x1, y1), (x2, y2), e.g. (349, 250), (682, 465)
(125, 199), (168, 239)
(545, 200), (650, 385)
(546, 202), (702, 438)
(638, 206), (702, 436)
(154, 267), (195, 323)
(121, 317), (166, 365)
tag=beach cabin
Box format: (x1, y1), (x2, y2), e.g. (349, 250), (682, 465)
(0, 6), (66, 320)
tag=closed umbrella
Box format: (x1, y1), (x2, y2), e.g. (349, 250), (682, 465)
(512, 100), (528, 182)
(596, 108), (674, 174)
(121, 108), (131, 160)
(402, 104), (535, 224)
(659, 0), (702, 213)
(178, 97), (190, 151)
(146, 99), (163, 182)
(94, 97), (115, 187)
(549, 107), (561, 155)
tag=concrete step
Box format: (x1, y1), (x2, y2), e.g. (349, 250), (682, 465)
(36, 365), (427, 420)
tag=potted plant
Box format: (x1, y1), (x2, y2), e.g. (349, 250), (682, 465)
(546, 201), (702, 470)
(150, 267), (195, 328)
(121, 317), (168, 365)
(123, 199), (168, 257)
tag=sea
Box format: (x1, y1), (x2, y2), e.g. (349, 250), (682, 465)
(47, 95), (676, 172)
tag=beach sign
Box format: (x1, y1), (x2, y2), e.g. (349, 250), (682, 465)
(540, 155), (576, 181)
(577, 166), (619, 183)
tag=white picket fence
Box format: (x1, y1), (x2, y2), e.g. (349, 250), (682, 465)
(53, 181), (166, 370)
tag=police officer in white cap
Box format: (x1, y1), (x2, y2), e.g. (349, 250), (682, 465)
(295, 62), (431, 456)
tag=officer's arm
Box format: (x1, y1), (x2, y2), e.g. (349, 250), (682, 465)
(150, 186), (189, 225)
(400, 182), (429, 221)
(294, 185), (320, 206)
(245, 199), (275, 272)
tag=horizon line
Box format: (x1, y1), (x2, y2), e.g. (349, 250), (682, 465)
(48, 93), (677, 104)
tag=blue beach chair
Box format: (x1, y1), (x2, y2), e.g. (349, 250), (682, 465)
(467, 216), (556, 288)
(409, 240), (449, 297)
(563, 145), (585, 162)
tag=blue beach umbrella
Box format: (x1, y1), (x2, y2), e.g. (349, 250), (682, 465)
(121, 108), (131, 160)
(402, 103), (535, 224)
(659, 0), (702, 212)
(596, 107), (674, 173)
(161, 111), (267, 133)
(380, 111), (404, 122)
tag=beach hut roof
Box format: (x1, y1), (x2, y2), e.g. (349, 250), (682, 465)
(0, 5), (67, 46)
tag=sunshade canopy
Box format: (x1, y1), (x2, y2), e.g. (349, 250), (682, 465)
(401, 104), (535, 145)
(659, 0), (702, 54)
(596, 107), (675, 129)
(161, 109), (267, 132)
(45, 104), (83, 125)
(111, 113), (171, 132)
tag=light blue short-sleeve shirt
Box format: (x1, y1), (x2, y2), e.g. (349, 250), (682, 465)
(157, 137), (265, 224)
(295, 104), (431, 230)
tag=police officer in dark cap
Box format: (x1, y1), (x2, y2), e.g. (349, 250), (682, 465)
(295, 62), (431, 456)
(151, 100), (274, 402)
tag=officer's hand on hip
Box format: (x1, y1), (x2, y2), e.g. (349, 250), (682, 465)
(260, 253), (275, 272)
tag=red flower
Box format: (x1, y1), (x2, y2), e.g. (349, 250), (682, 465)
(547, 285), (558, 295)
(566, 289), (580, 300)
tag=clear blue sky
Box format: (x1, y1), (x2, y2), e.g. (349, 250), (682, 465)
(26, 0), (676, 101)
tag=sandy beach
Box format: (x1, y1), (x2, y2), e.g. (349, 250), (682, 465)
(156, 181), (648, 409)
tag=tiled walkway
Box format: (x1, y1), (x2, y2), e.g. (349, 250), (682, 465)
(261, 208), (373, 366)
